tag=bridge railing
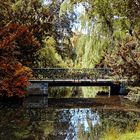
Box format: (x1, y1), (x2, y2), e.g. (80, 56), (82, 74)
(31, 68), (112, 80)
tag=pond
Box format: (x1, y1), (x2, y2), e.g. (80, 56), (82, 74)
(0, 87), (140, 140)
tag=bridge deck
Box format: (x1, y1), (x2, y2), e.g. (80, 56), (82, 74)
(30, 68), (134, 87)
(29, 79), (128, 86)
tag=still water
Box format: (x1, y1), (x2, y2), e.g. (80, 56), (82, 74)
(1, 101), (140, 140)
(0, 86), (140, 140)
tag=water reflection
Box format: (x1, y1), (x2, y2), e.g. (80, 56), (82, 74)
(0, 107), (140, 140)
(48, 86), (109, 98)
(65, 109), (100, 140)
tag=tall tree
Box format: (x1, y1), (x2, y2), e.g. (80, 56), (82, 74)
(61, 0), (140, 80)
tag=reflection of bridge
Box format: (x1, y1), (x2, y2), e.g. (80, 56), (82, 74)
(29, 68), (124, 95)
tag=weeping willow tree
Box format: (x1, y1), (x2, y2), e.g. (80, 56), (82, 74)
(60, 1), (112, 68)
(74, 27), (110, 68)
(60, 1), (112, 97)
(59, 0), (140, 97)
(70, 28), (110, 97)
(61, 0), (140, 76)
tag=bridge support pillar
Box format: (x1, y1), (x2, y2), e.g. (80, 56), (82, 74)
(23, 83), (48, 108)
(110, 83), (121, 95)
(110, 83), (128, 95)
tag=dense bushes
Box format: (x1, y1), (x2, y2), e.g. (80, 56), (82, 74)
(0, 23), (40, 97)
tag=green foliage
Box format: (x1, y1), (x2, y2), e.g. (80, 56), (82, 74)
(74, 33), (110, 68)
(101, 128), (140, 140)
(81, 87), (109, 98)
(48, 87), (73, 98)
(36, 36), (67, 68)
(59, 1), (70, 16)
(61, 0), (140, 79)
(45, 36), (56, 47)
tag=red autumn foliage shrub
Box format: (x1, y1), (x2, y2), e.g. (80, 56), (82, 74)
(0, 62), (32, 97)
(0, 23), (40, 97)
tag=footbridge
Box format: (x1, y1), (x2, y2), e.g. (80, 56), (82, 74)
(25, 68), (129, 108)
(30, 68), (112, 85)
(29, 68), (125, 95)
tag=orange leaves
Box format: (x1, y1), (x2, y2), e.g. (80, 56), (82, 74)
(14, 65), (32, 88)
(10, 63), (32, 96)
(14, 63), (32, 77)
(1, 63), (8, 69)
(0, 23), (41, 50)
(0, 63), (32, 97)
(0, 23), (39, 97)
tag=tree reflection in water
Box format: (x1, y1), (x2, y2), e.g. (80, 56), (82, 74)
(64, 109), (100, 140)
(0, 107), (140, 140)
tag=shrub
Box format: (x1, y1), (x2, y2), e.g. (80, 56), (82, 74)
(0, 23), (40, 97)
